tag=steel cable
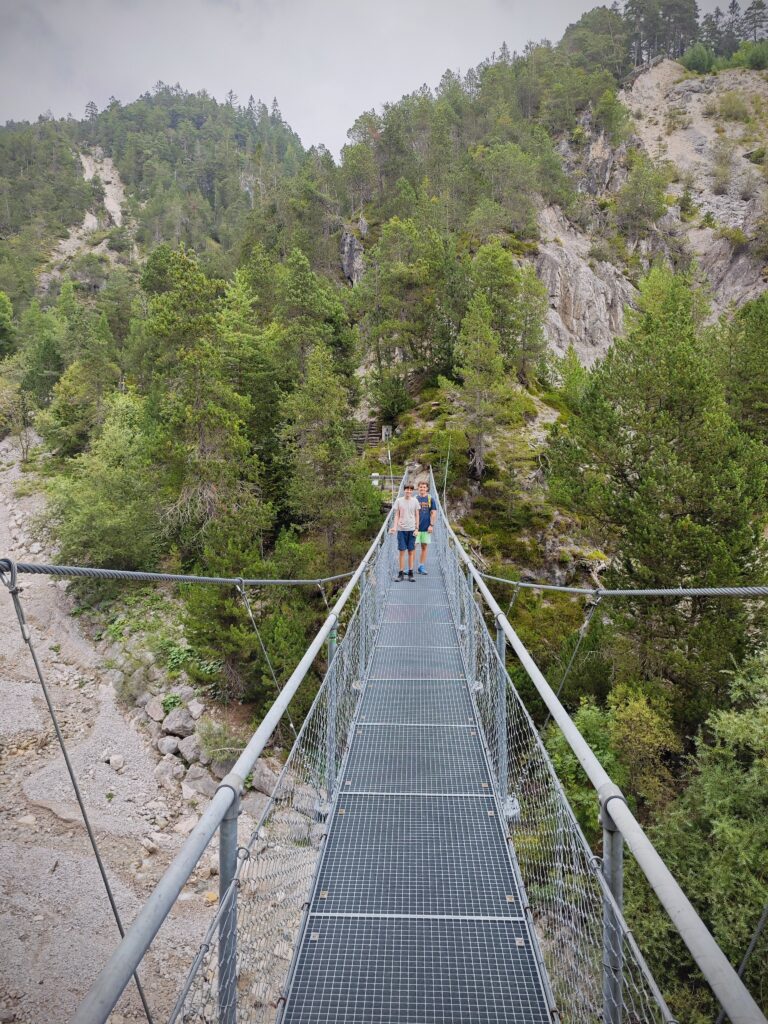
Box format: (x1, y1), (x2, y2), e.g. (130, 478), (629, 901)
(0, 563), (155, 1024)
(236, 580), (299, 741)
(0, 558), (355, 587)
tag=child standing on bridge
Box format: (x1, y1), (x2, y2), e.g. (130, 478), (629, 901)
(390, 483), (420, 582)
(415, 480), (436, 575)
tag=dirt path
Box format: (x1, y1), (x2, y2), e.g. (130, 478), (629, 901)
(0, 438), (216, 1023)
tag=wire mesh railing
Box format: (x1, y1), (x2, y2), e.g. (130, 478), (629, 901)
(436, 524), (673, 1024)
(169, 515), (398, 1024)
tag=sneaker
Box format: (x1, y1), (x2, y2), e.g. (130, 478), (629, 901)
(395, 571), (404, 582)
(417, 565), (428, 575)
(407, 571), (416, 582)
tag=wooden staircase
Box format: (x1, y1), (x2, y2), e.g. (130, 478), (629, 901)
(353, 419), (381, 454)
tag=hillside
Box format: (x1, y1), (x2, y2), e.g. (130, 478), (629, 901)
(1, 5), (768, 1018)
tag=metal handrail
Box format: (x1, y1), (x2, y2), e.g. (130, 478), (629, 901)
(71, 502), (398, 1024)
(429, 469), (767, 1024)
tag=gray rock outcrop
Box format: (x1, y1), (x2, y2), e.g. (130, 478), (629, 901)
(154, 754), (185, 790)
(536, 206), (637, 365)
(184, 764), (218, 799)
(177, 733), (203, 764)
(341, 231), (364, 285)
(162, 707), (196, 738)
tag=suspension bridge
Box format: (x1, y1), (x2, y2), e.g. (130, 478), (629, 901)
(2, 470), (767, 1024)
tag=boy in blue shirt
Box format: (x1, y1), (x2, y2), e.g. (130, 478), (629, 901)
(415, 480), (436, 575)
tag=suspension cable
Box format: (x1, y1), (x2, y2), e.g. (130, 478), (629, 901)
(505, 581), (521, 620)
(0, 562), (155, 1024)
(480, 572), (768, 600)
(714, 904), (768, 1024)
(236, 580), (298, 741)
(541, 596), (602, 732)
(0, 559), (355, 587)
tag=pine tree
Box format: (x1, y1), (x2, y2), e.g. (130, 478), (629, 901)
(629, 651), (768, 1020)
(18, 300), (66, 406)
(280, 344), (378, 560)
(743, 0), (768, 38)
(448, 292), (508, 480)
(549, 267), (768, 731)
(0, 290), (14, 359)
(717, 293), (768, 444)
(471, 240), (547, 385)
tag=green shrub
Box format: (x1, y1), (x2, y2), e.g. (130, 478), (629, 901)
(161, 692), (184, 715)
(718, 91), (751, 122)
(712, 138), (735, 195)
(615, 158), (670, 237)
(716, 225), (750, 252)
(679, 182), (697, 218)
(593, 90), (631, 144)
(731, 39), (768, 70)
(680, 42), (716, 74)
(368, 368), (412, 424)
(197, 718), (248, 763)
(46, 392), (165, 569)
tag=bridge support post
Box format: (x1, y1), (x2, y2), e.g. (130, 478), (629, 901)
(465, 568), (476, 686)
(358, 576), (367, 680)
(326, 628), (338, 796)
(218, 776), (241, 1024)
(600, 787), (624, 1024)
(495, 625), (508, 799)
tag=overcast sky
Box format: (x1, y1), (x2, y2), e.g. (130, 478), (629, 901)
(0, 0), (718, 157)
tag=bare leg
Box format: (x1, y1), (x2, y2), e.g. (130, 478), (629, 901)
(419, 544), (428, 566)
(399, 550), (405, 572)
(408, 550), (415, 572)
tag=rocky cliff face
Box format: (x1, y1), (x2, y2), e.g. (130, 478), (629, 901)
(622, 59), (768, 316)
(536, 207), (637, 366)
(340, 218), (368, 284)
(341, 231), (364, 284)
(536, 61), (767, 363)
(342, 63), (766, 362)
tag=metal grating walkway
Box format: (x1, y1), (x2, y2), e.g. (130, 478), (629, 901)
(281, 562), (552, 1024)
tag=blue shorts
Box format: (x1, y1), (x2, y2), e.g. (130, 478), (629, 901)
(397, 530), (416, 551)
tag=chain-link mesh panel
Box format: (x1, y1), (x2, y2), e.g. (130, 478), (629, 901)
(170, 523), (398, 1024)
(434, 525), (671, 1024)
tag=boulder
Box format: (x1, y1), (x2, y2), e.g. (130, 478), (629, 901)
(211, 759), (236, 780)
(184, 764), (218, 800)
(251, 758), (280, 796)
(177, 733), (202, 764)
(174, 814), (199, 836)
(242, 791), (269, 820)
(163, 707), (195, 737)
(145, 698), (165, 723)
(187, 699), (205, 720)
(157, 736), (179, 756)
(154, 754), (184, 790)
